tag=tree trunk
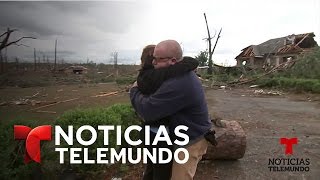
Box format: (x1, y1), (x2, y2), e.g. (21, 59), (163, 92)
(15, 57), (19, 71)
(203, 13), (213, 75)
(54, 39), (57, 71)
(34, 48), (36, 71)
(203, 120), (246, 160)
(0, 51), (3, 74)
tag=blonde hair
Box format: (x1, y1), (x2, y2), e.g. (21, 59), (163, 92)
(140, 45), (156, 67)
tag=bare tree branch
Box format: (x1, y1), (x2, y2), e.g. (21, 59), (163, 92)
(0, 27), (36, 51)
(15, 43), (31, 47)
(0, 28), (18, 38)
(2, 36), (36, 49)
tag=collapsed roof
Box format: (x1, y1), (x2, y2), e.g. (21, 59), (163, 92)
(236, 32), (318, 58)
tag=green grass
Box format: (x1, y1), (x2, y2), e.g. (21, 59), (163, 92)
(0, 103), (141, 179)
(256, 77), (320, 93)
(115, 76), (136, 85)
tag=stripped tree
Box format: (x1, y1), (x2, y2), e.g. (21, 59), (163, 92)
(0, 28), (36, 73)
(0, 28), (36, 51)
(203, 13), (222, 74)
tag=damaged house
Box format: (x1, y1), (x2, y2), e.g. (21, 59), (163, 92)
(235, 32), (318, 69)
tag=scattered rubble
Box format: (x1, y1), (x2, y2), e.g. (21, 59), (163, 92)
(249, 85), (259, 88)
(0, 102), (8, 106)
(253, 89), (284, 96)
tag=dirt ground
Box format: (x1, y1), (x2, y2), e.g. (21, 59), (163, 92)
(0, 83), (129, 123)
(0, 84), (319, 179)
(195, 87), (320, 180)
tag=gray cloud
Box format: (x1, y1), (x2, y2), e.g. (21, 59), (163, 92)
(0, 1), (144, 36)
(0, 0), (319, 66)
(0, 2), (62, 36)
(0, 1), (146, 63)
(22, 50), (76, 60)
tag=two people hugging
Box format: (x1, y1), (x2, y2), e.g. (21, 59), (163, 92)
(130, 40), (216, 180)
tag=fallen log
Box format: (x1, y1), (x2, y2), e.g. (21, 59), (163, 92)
(203, 120), (246, 160)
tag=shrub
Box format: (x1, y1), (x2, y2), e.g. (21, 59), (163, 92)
(0, 119), (40, 179)
(50, 103), (141, 174)
(284, 47), (320, 79)
(257, 77), (320, 93)
(0, 103), (141, 179)
(252, 47), (320, 93)
(213, 74), (237, 83)
(115, 76), (136, 85)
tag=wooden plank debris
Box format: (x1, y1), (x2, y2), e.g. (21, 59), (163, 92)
(29, 98), (79, 111)
(36, 110), (57, 114)
(91, 91), (118, 97)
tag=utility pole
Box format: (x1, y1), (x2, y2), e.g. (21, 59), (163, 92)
(112, 52), (118, 78)
(46, 56), (50, 70)
(4, 47), (7, 72)
(15, 57), (19, 71)
(0, 51), (3, 74)
(113, 52), (118, 69)
(54, 39), (57, 71)
(34, 48), (36, 71)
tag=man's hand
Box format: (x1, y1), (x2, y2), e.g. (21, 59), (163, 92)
(126, 81), (138, 93)
(128, 81), (138, 93)
(131, 81), (138, 88)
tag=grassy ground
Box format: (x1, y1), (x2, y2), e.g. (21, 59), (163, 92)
(0, 67), (319, 179)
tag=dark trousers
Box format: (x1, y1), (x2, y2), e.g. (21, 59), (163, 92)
(142, 129), (173, 180)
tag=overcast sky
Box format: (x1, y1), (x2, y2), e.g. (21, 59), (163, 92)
(0, 0), (319, 66)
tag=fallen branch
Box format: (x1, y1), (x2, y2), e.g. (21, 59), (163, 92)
(91, 91), (118, 98)
(231, 60), (296, 85)
(27, 92), (40, 99)
(91, 89), (127, 98)
(28, 88), (127, 111)
(29, 98), (79, 111)
(13, 100), (29, 105)
(0, 102), (8, 106)
(36, 110), (57, 114)
(106, 73), (114, 78)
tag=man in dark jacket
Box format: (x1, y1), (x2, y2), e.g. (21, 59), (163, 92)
(130, 40), (212, 180)
(136, 44), (199, 180)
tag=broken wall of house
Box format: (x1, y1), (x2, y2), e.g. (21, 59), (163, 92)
(236, 32), (318, 69)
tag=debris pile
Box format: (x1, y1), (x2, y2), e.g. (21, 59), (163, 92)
(253, 89), (284, 96)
